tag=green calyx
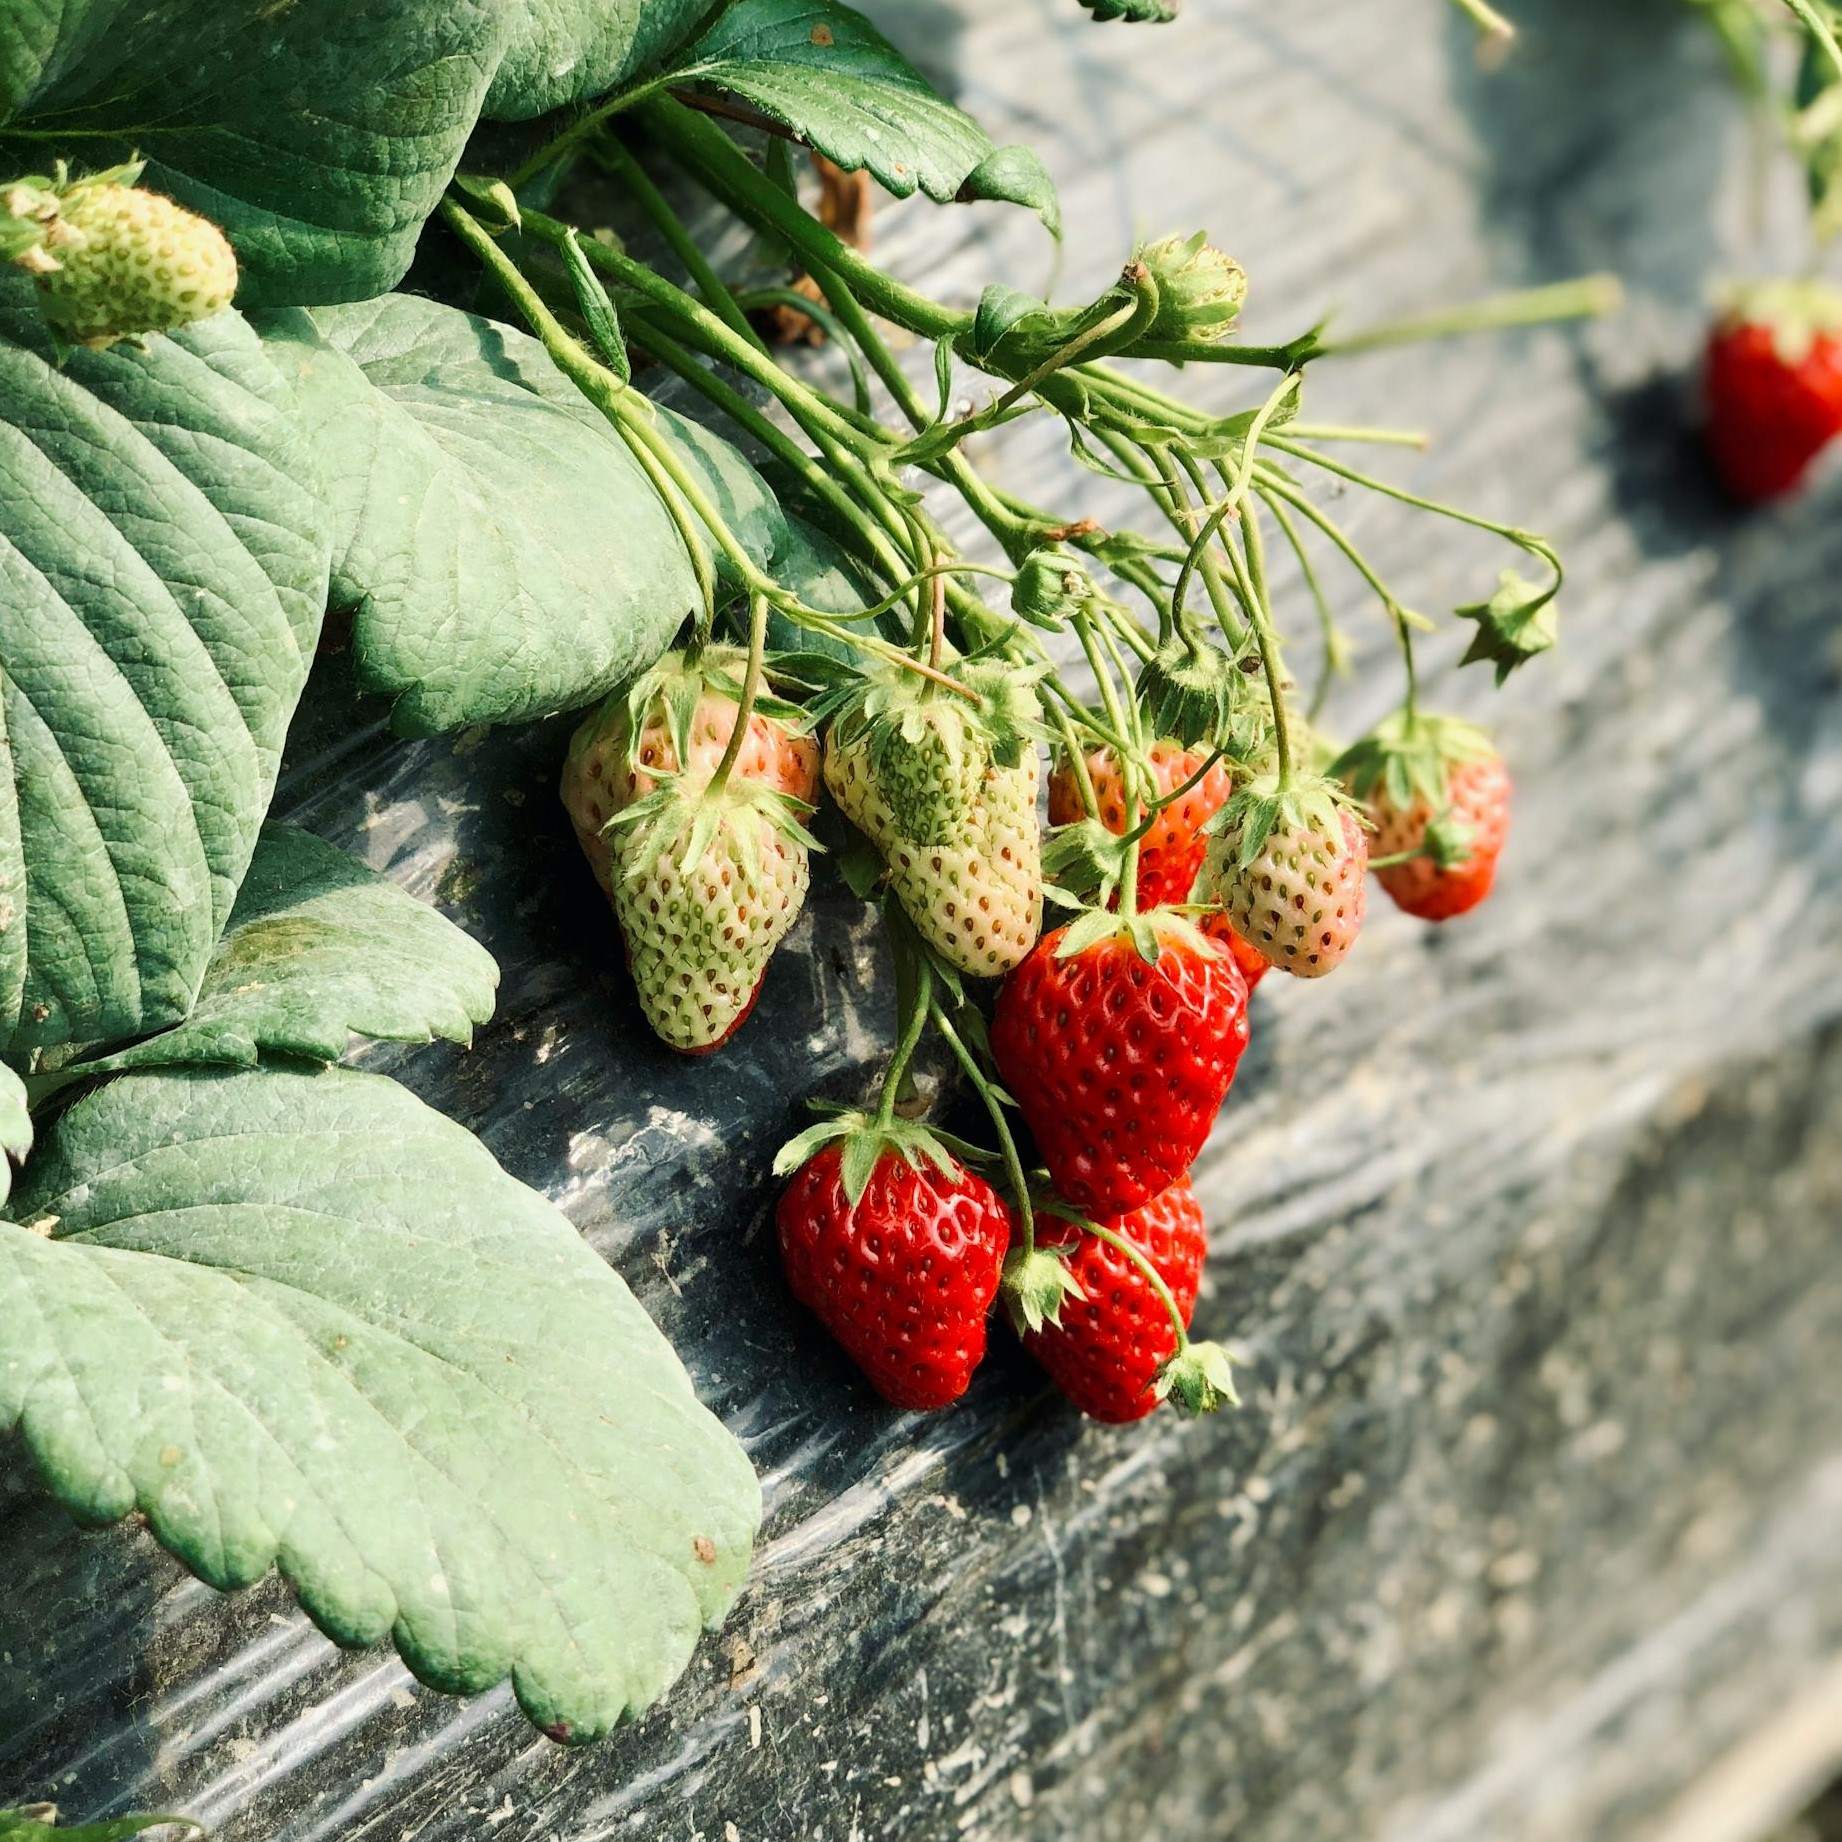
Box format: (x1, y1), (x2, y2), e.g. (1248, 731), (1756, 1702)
(1001, 1240), (1086, 1336)
(1042, 814), (1133, 908)
(1333, 709), (1495, 813)
(1211, 769), (1356, 871)
(617, 645), (809, 788)
(772, 1108), (982, 1210)
(1456, 568), (1557, 686)
(1718, 277), (1842, 361)
(1011, 548), (1096, 628)
(1134, 231), (1247, 344)
(1, 158), (142, 269)
(608, 775), (819, 881)
(1154, 1339), (1239, 1416)
(837, 657), (1044, 845)
(1053, 904), (1221, 966)
(1136, 634), (1245, 749)
(1421, 810), (1477, 869)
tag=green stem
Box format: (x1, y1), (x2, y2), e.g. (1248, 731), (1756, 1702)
(1315, 274), (1625, 358)
(1074, 609), (1143, 912)
(709, 592), (768, 799)
(626, 314), (914, 591)
(1783, 0), (1842, 85)
(1264, 492), (1345, 724)
(1284, 423), (1429, 448)
(640, 98), (967, 339)
(1168, 371), (1300, 637)
(1048, 1210), (1191, 1352)
(1253, 470), (1413, 617)
(1266, 437), (1562, 591)
(440, 196), (726, 625)
(643, 95), (1305, 379)
(808, 262), (1043, 561)
(589, 135), (765, 352)
(729, 286), (876, 411)
(522, 206), (871, 457)
(900, 278), (1155, 465)
(929, 997), (1036, 1248)
(1238, 506), (1293, 785)
(876, 953), (934, 1129)
(507, 75), (678, 188)
(1447, 0), (1517, 37)
(1047, 698), (1102, 823)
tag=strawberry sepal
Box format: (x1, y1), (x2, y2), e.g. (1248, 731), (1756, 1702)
(773, 1109), (977, 1209)
(1153, 1339), (1239, 1416)
(1001, 1241), (1087, 1337)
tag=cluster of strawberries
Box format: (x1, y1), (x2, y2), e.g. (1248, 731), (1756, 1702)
(563, 644), (1511, 1425)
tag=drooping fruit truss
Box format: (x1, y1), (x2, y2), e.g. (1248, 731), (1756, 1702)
(452, 89), (1582, 1426)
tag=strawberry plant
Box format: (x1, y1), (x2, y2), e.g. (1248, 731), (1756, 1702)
(0, 0), (1600, 1773)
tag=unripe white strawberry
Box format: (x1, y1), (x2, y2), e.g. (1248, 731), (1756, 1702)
(35, 180), (237, 348)
(827, 722), (1042, 978)
(560, 649), (819, 1053)
(612, 783), (812, 1054)
(1201, 773), (1366, 978)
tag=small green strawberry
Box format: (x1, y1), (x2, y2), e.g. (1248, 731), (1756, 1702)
(609, 780), (815, 1054)
(825, 660), (1045, 977)
(28, 168), (237, 349)
(1136, 231), (1247, 343)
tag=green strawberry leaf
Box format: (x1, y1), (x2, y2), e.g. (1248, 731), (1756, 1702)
(668, 0), (1056, 223)
(0, 1062), (760, 1740)
(0, 1), (507, 307)
(0, 1813), (200, 1842)
(0, 1061), (27, 1207)
(957, 145), (1062, 238)
(0, 281), (331, 1052)
(485, 0), (712, 120)
(257, 296), (785, 734)
(963, 284), (1060, 363)
(85, 825), (498, 1076)
(1456, 568), (1559, 684)
(1078, 0), (1182, 20)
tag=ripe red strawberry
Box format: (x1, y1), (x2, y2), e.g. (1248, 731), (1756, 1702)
(1704, 284), (1842, 503)
(1337, 713), (1511, 922)
(1021, 1181), (1234, 1423)
(990, 910), (1249, 1217)
(1200, 773), (1366, 978)
(1046, 738), (1232, 909)
(775, 1118), (1011, 1411)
